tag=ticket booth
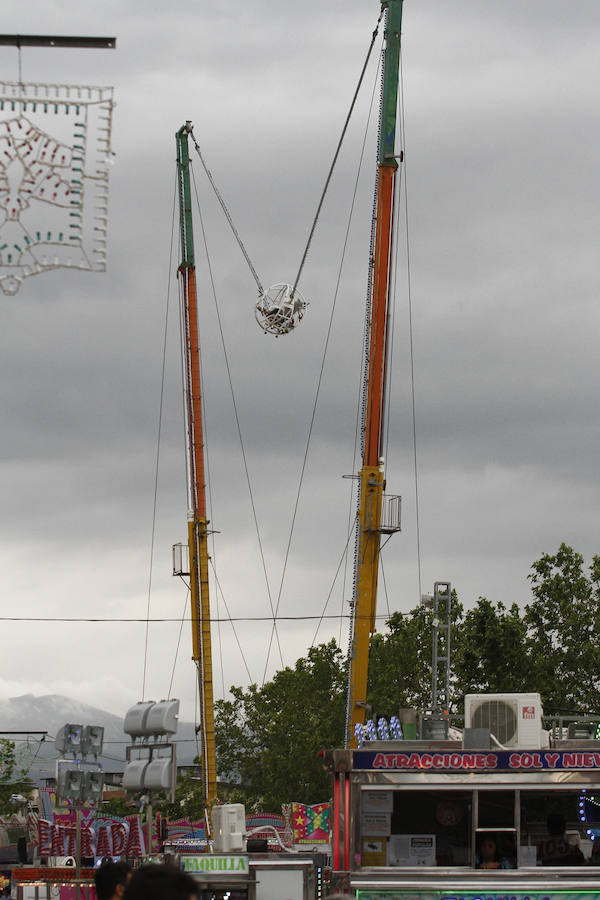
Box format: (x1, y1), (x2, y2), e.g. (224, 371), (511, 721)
(172, 849), (325, 900)
(326, 733), (600, 899)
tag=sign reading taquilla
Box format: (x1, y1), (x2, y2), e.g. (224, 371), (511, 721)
(182, 855), (249, 876)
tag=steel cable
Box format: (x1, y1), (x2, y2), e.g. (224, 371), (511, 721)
(142, 173), (177, 701)
(190, 128), (264, 295)
(290, 8), (385, 300)
(190, 166), (283, 671)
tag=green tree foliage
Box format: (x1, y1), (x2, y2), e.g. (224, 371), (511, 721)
(453, 598), (529, 701)
(367, 606), (440, 717)
(0, 739), (16, 782)
(367, 590), (466, 717)
(525, 543), (600, 712)
(101, 793), (138, 818)
(214, 641), (346, 811)
(160, 768), (206, 822)
(212, 545), (599, 811)
(0, 739), (33, 814)
(366, 547), (600, 716)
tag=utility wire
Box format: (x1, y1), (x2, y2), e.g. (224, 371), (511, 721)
(262, 31), (385, 682)
(19, 736), (45, 781)
(192, 333), (226, 699)
(310, 515), (358, 648)
(185, 180), (228, 699)
(167, 591), (190, 700)
(0, 613), (406, 623)
(176, 560), (255, 684)
(190, 166), (283, 669)
(304, 46), (383, 649)
(379, 555), (406, 693)
(142, 174), (177, 701)
(340, 47), (384, 647)
(261, 218), (350, 678)
(399, 46), (423, 602)
(208, 560), (253, 683)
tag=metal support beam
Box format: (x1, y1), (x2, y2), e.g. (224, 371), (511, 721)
(0, 35), (116, 49)
(345, 0), (404, 750)
(431, 581), (452, 714)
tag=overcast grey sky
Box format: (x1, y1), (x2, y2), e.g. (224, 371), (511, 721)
(0, 0), (599, 726)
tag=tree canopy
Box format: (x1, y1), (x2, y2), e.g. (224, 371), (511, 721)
(215, 641), (346, 811)
(0, 739), (33, 815)
(212, 544), (600, 812)
(525, 544), (600, 712)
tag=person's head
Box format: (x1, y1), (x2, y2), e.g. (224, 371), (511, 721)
(480, 836), (498, 862)
(123, 864), (198, 900)
(94, 862), (132, 900)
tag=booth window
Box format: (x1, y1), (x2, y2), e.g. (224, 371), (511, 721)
(359, 790), (471, 867)
(475, 790), (517, 868)
(478, 790), (515, 828)
(357, 787), (600, 869)
(520, 790), (593, 865)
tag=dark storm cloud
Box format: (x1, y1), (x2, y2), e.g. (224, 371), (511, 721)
(0, 0), (598, 713)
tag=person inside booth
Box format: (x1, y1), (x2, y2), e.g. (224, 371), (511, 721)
(540, 813), (585, 866)
(476, 833), (515, 869)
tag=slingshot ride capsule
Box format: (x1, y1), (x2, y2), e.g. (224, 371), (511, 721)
(255, 283), (308, 336)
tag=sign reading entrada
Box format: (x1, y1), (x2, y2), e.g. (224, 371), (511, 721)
(354, 750), (600, 771)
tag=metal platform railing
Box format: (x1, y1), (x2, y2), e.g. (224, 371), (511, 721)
(379, 494), (401, 534)
(172, 542), (190, 577)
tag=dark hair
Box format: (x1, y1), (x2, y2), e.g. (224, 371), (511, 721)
(123, 864), (198, 900)
(94, 862), (132, 900)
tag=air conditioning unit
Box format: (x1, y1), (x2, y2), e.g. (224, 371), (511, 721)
(465, 693), (548, 749)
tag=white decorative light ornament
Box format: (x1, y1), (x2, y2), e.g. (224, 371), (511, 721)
(0, 81), (114, 295)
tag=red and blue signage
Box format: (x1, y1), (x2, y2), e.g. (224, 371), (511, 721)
(353, 750), (600, 772)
